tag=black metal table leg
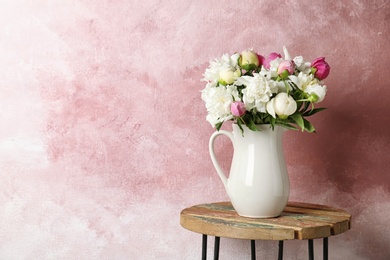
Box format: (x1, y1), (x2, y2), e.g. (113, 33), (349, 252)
(308, 239), (314, 260)
(251, 240), (256, 260)
(214, 237), (220, 260)
(203, 235), (328, 260)
(323, 237), (328, 260)
(202, 234), (207, 260)
(278, 240), (284, 260)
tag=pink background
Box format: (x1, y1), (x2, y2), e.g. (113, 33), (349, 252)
(1, 1), (389, 259)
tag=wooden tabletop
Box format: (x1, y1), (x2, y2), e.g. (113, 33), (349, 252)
(180, 202), (351, 240)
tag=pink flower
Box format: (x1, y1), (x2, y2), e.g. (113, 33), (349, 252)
(263, 52), (282, 70)
(277, 60), (295, 79)
(231, 101), (246, 117)
(257, 54), (265, 66)
(311, 57), (330, 80)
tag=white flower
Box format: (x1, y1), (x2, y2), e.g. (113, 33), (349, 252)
(283, 46), (292, 60)
(237, 74), (278, 113)
(229, 53), (240, 67)
(288, 72), (315, 90)
(203, 53), (240, 87)
(293, 56), (311, 73)
(258, 67), (273, 80)
(288, 72), (326, 102)
(266, 92), (297, 119)
(268, 57), (283, 78)
(305, 84), (327, 103)
(201, 85), (240, 126)
(218, 67), (241, 85)
(275, 80), (287, 93)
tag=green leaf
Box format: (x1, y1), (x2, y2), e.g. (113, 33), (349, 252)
(303, 119), (316, 133)
(215, 122), (223, 131)
(290, 113), (305, 131)
(303, 107), (327, 117)
(237, 119), (244, 136)
(246, 119), (259, 131)
(300, 101), (310, 113)
(288, 81), (299, 90)
(295, 100), (304, 111)
(270, 116), (276, 130)
(281, 123), (298, 131)
(241, 64), (258, 71)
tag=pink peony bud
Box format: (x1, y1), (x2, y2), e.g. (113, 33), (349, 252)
(263, 52), (282, 70)
(277, 60), (295, 79)
(311, 57), (330, 80)
(231, 101), (246, 117)
(257, 54), (265, 66)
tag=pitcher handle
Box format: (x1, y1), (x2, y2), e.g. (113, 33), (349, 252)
(209, 130), (234, 189)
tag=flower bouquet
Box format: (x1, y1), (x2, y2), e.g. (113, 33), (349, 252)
(201, 46), (330, 133)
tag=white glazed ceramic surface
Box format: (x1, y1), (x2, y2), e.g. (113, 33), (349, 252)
(209, 124), (290, 218)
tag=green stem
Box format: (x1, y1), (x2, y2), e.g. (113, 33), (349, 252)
(283, 80), (290, 95)
(239, 116), (247, 125)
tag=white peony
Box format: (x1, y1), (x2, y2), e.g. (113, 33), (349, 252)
(266, 92), (297, 119)
(288, 71), (315, 91)
(258, 66), (273, 80)
(218, 67), (241, 85)
(201, 85), (240, 127)
(288, 72), (326, 102)
(268, 57), (284, 78)
(237, 74), (278, 113)
(203, 53), (240, 87)
(293, 56), (311, 73)
(305, 84), (327, 103)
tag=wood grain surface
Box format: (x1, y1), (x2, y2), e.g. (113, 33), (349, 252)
(180, 202), (351, 240)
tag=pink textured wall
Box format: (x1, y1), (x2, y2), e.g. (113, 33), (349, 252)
(1, 1), (389, 259)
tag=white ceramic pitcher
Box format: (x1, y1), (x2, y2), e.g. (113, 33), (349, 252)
(209, 124), (290, 218)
